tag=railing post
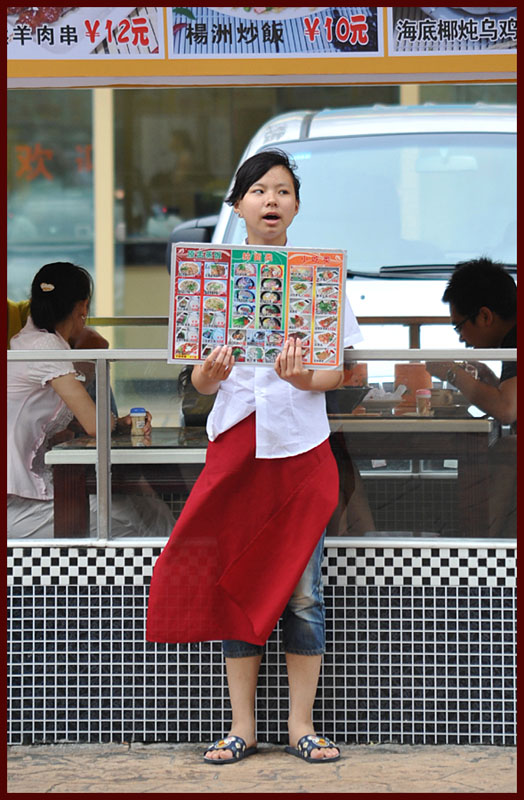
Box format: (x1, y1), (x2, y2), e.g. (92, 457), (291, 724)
(409, 323), (421, 349)
(95, 356), (111, 540)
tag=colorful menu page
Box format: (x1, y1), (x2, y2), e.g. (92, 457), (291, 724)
(168, 243), (346, 368)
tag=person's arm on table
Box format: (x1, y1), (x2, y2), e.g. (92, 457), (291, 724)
(465, 360), (500, 387)
(50, 373), (100, 437)
(426, 361), (516, 424)
(51, 373), (155, 438)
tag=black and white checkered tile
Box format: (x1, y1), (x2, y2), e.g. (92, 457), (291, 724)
(324, 546), (517, 588)
(7, 547), (161, 587)
(7, 545), (517, 588)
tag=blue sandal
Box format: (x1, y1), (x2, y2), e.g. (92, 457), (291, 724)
(203, 735), (258, 765)
(285, 734), (340, 763)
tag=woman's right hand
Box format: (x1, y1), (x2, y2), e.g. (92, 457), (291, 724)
(191, 346), (235, 395)
(114, 409), (153, 436)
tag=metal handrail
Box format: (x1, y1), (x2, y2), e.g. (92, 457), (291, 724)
(86, 316), (169, 325)
(8, 348), (516, 361)
(86, 314), (453, 349)
(86, 316), (451, 325)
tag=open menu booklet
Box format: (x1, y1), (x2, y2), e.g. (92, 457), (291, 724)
(167, 243), (347, 369)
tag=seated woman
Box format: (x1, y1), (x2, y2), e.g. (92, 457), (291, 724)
(7, 261), (175, 539)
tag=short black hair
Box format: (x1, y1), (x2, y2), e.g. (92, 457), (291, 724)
(225, 148), (300, 206)
(442, 257), (516, 320)
(30, 262), (93, 333)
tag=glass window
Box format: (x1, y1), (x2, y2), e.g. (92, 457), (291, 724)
(112, 85), (400, 244)
(8, 349), (516, 540)
(7, 90), (94, 302)
(7, 83), (516, 542)
(327, 356), (516, 539)
(8, 84), (515, 319)
(224, 133), (516, 272)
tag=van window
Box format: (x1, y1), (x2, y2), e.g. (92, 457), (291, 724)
(224, 133), (516, 274)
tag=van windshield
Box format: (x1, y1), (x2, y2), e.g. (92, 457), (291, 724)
(226, 132), (516, 275)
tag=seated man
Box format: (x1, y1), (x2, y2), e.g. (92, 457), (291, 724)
(426, 257), (516, 537)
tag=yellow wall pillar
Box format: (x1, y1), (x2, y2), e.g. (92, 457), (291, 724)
(93, 88), (114, 337)
(400, 84), (420, 105)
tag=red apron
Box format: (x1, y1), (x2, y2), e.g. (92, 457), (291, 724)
(146, 413), (338, 646)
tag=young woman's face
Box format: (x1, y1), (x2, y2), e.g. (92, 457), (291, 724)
(234, 165), (299, 246)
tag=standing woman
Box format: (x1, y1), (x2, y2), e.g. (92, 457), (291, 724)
(147, 150), (363, 762)
(7, 261), (175, 538)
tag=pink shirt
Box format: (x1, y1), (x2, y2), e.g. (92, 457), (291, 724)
(8, 317), (79, 500)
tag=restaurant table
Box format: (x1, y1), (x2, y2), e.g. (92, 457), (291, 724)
(44, 427), (207, 538)
(45, 417), (499, 538)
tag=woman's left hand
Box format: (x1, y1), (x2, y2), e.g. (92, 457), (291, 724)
(275, 337), (345, 392)
(275, 337), (312, 390)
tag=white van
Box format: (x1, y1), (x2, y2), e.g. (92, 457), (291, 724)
(169, 103), (516, 372)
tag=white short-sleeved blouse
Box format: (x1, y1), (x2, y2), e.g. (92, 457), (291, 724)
(8, 317), (80, 500)
(206, 289), (363, 459)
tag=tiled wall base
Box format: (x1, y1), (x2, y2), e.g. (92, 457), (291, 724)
(8, 545), (516, 746)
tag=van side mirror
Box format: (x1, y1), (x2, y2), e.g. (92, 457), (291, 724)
(166, 214), (218, 272)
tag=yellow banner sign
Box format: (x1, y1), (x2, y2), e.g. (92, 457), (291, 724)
(7, 7), (516, 86)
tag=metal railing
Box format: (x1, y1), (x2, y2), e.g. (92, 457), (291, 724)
(86, 315), (452, 349)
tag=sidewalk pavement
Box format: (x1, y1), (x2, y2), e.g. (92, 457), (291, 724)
(7, 742), (516, 794)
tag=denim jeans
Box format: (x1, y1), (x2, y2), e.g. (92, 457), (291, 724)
(222, 530), (326, 658)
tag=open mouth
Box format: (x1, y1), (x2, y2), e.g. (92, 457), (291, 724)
(263, 213), (280, 221)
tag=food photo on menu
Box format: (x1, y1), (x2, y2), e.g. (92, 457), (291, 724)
(168, 244), (347, 369)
